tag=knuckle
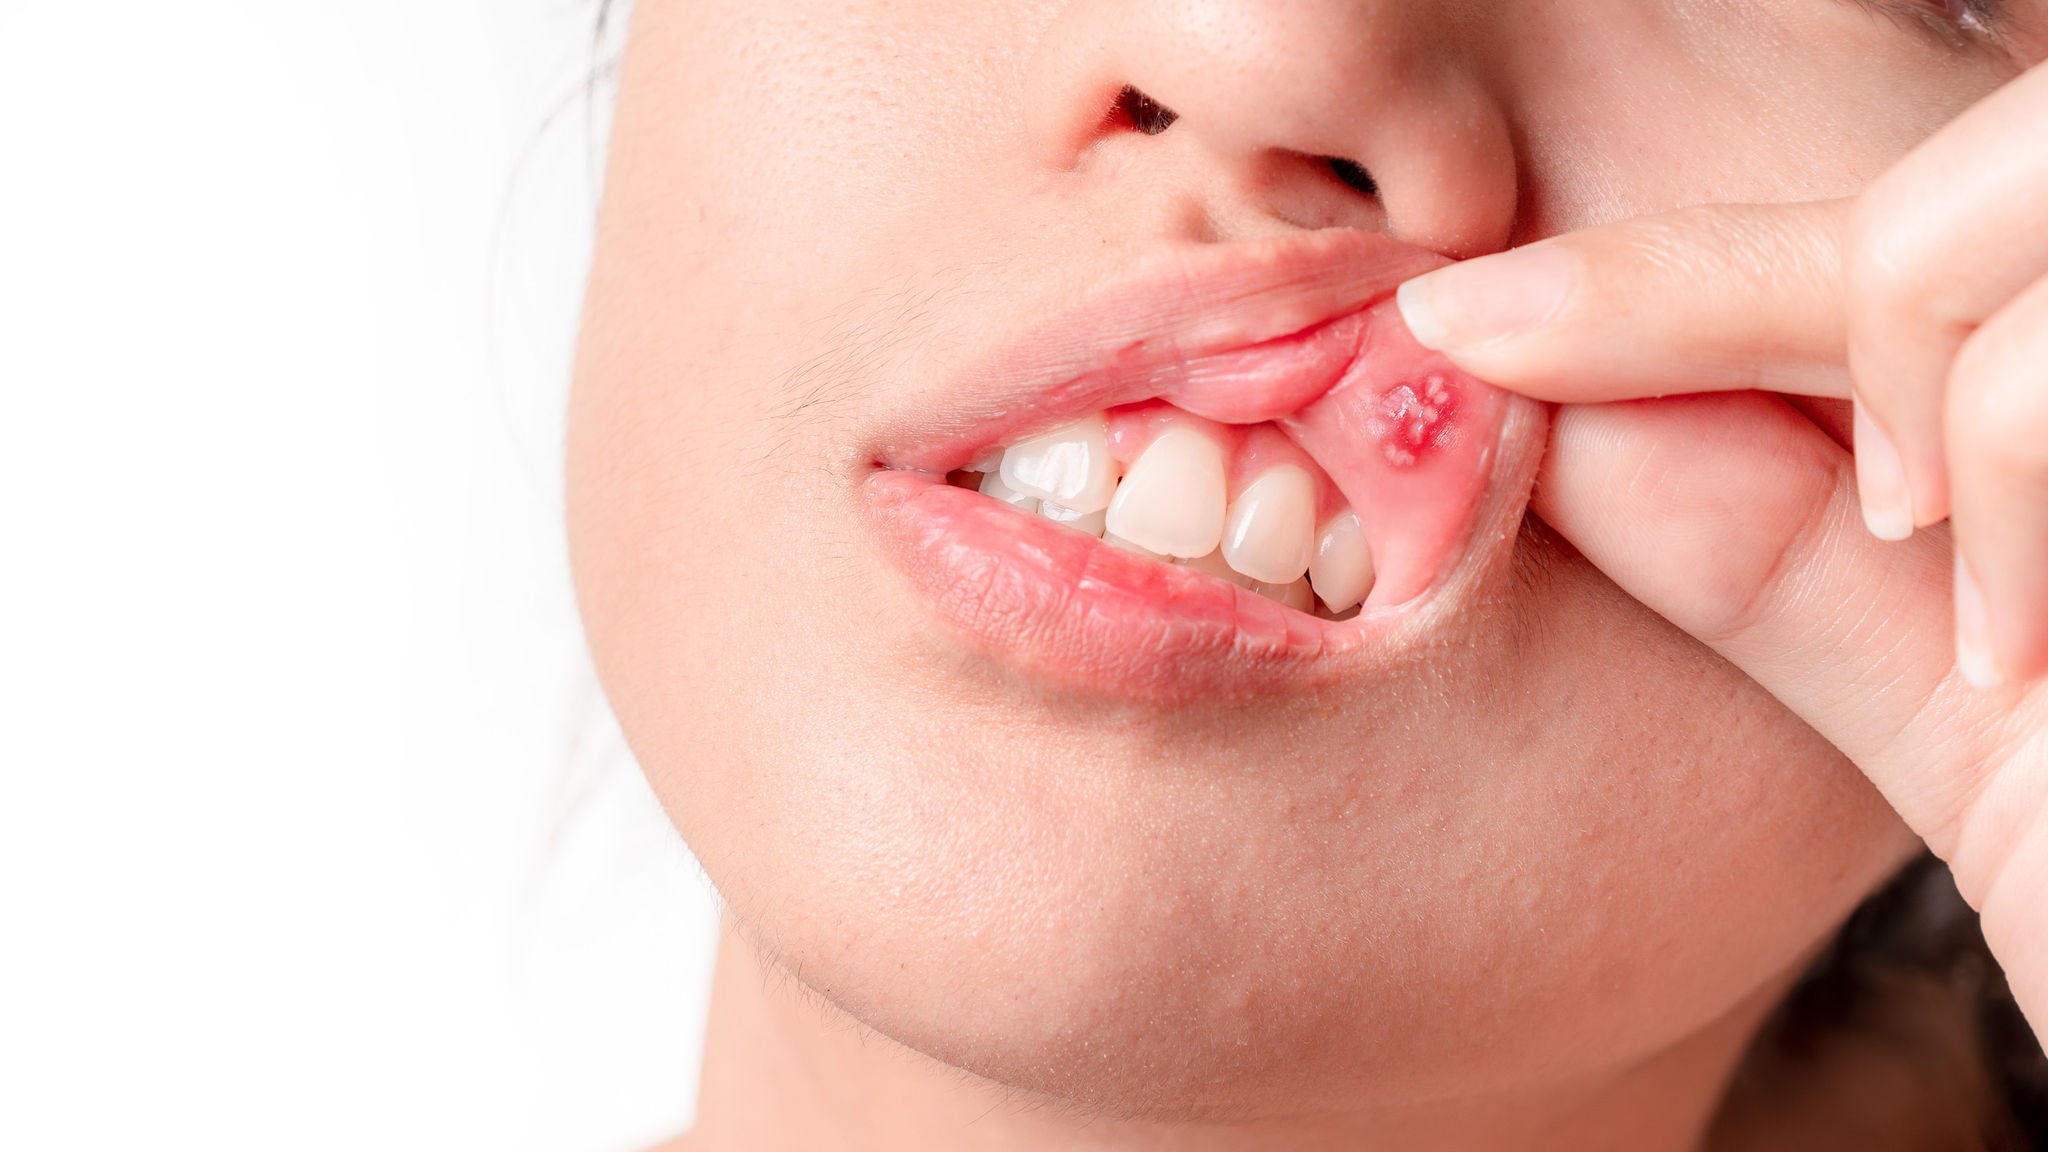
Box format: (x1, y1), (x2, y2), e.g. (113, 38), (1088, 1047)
(1951, 329), (2048, 474)
(1614, 203), (1817, 297)
(1845, 191), (1972, 336)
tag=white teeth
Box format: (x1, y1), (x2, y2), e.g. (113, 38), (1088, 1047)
(1221, 465), (1316, 586)
(998, 414), (1119, 514)
(979, 470), (1040, 512)
(1103, 532), (1169, 562)
(1038, 501), (1107, 537)
(975, 416), (1368, 620)
(1103, 427), (1227, 558)
(1308, 510), (1374, 614)
(1252, 577), (1315, 612)
(1177, 548), (1255, 588)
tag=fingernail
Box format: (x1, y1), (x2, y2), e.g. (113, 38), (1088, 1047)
(1396, 243), (1577, 353)
(1954, 554), (2004, 691)
(1853, 400), (1915, 542)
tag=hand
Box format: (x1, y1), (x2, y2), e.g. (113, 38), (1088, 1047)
(1396, 61), (2048, 690)
(1386, 63), (2048, 1030)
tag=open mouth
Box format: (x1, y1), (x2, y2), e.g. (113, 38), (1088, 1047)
(861, 230), (1523, 698)
(947, 404), (1371, 618)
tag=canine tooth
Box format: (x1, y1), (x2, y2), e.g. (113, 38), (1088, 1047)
(979, 470), (1040, 512)
(1178, 549), (1256, 588)
(999, 414), (1119, 513)
(1103, 532), (1169, 562)
(1308, 510), (1373, 613)
(1038, 501), (1107, 537)
(966, 447), (1004, 472)
(1222, 465), (1315, 585)
(1103, 427), (1226, 558)
(1252, 577), (1315, 612)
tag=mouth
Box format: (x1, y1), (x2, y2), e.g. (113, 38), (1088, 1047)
(861, 229), (1529, 699)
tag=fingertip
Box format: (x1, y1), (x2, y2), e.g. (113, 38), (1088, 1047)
(1953, 554), (2006, 691)
(1391, 243), (1576, 357)
(1862, 503), (1916, 543)
(1395, 277), (1449, 352)
(1853, 400), (1917, 542)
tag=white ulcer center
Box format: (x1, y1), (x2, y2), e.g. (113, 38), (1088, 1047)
(962, 414), (1376, 617)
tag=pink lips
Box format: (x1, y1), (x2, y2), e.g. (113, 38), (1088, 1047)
(862, 228), (1516, 699)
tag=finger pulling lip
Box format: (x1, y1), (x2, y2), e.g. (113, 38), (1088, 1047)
(861, 228), (1524, 699)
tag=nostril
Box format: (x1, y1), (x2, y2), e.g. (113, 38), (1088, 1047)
(1109, 85), (1180, 136)
(1325, 157), (1378, 198)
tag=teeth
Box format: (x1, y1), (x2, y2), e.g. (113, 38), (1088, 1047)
(979, 470), (1040, 512)
(1038, 501), (1107, 537)
(1177, 548), (1256, 588)
(1104, 532), (1170, 562)
(1307, 510), (1374, 614)
(1103, 427), (1227, 558)
(1221, 465), (1316, 586)
(972, 415), (1368, 620)
(998, 415), (1119, 514)
(1252, 577), (1315, 612)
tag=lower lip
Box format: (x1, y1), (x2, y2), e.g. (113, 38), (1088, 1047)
(862, 469), (1406, 701)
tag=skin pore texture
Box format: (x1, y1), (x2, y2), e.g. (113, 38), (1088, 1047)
(566, 2), (2038, 1148)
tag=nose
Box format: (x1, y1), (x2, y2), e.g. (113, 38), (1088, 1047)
(1023, 0), (1518, 258)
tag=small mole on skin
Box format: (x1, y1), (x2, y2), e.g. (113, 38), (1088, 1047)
(1367, 375), (1455, 468)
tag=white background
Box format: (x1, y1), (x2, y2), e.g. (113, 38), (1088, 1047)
(0, 3), (720, 1150)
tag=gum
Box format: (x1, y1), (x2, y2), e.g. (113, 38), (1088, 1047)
(1105, 299), (1505, 609)
(1282, 298), (1507, 608)
(1101, 402), (1349, 522)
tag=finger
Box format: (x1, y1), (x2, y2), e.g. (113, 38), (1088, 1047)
(1846, 61), (2048, 530)
(1535, 390), (2048, 1032)
(1946, 271), (2048, 686)
(1532, 392), (1995, 857)
(1396, 199), (1851, 402)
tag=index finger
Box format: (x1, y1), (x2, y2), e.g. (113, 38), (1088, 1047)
(1396, 199), (1851, 403)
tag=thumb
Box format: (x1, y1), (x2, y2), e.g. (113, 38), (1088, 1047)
(1531, 393), (1997, 858)
(1399, 201), (1851, 403)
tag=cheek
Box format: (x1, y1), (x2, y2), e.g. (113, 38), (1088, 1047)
(1495, 1), (2014, 235)
(606, 0), (1038, 280)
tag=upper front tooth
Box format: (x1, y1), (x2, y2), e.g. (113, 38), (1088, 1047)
(1307, 509), (1374, 613)
(1104, 427), (1227, 558)
(979, 469), (1040, 512)
(1221, 465), (1315, 585)
(998, 415), (1119, 513)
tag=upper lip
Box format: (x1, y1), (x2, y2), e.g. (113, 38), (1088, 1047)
(869, 227), (1447, 474)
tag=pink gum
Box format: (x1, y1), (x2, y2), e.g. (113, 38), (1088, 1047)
(1102, 403), (1349, 523)
(1282, 299), (1508, 608)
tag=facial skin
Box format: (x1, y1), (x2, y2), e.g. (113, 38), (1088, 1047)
(567, 1), (2032, 1145)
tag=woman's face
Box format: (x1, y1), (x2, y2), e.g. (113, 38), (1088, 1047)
(568, 0), (2029, 1118)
